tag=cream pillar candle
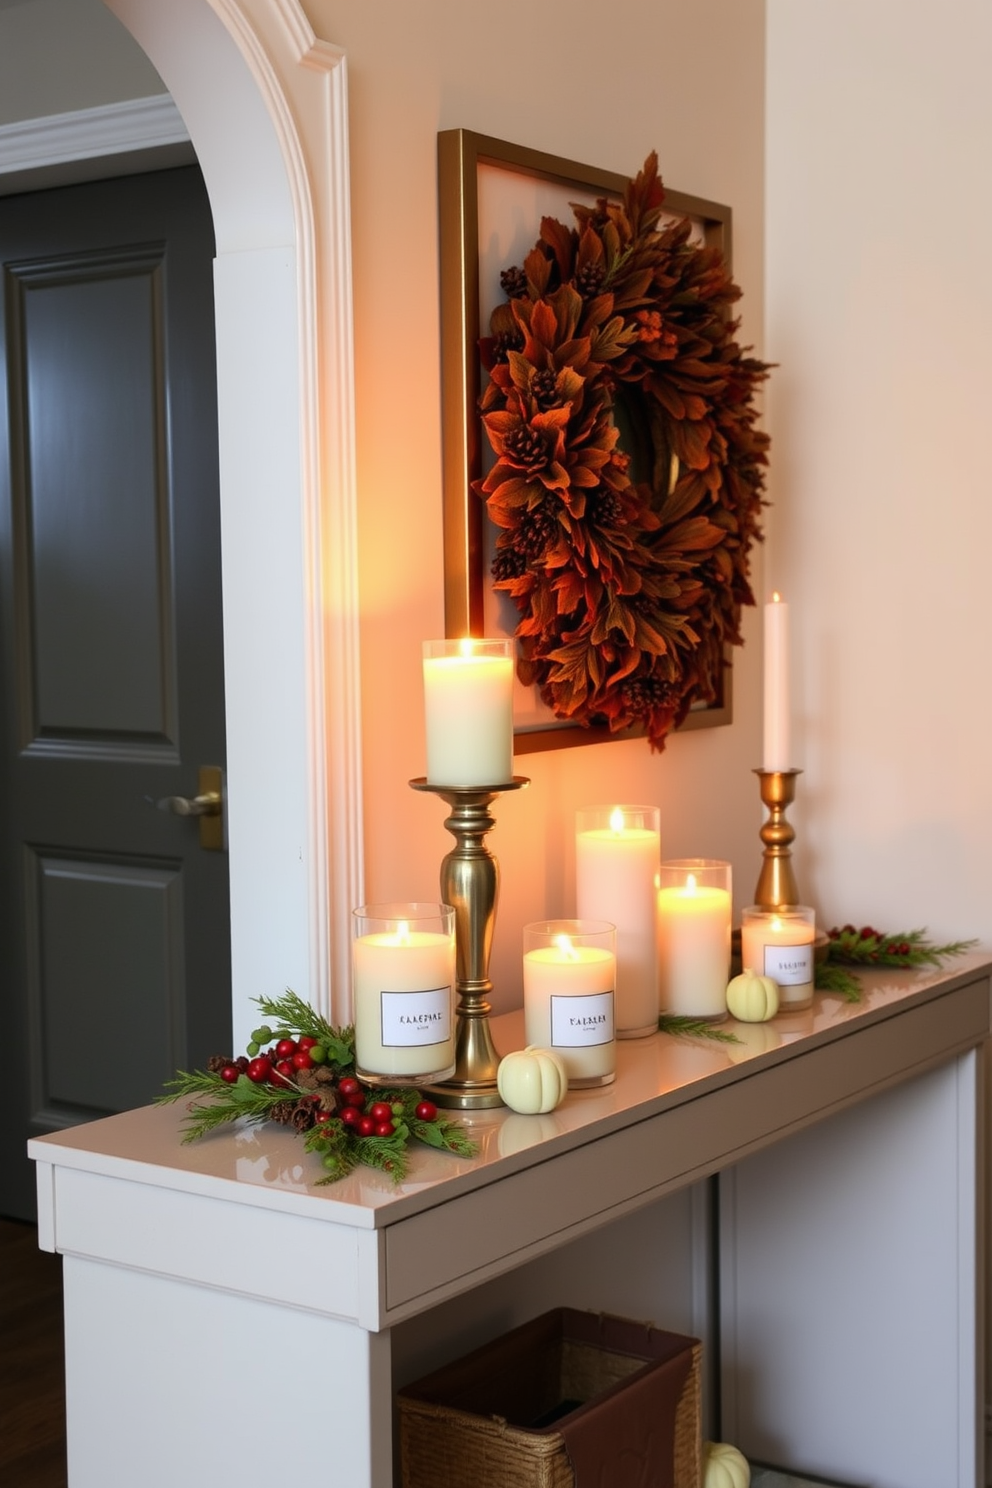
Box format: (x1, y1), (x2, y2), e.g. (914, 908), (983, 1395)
(422, 638), (514, 787)
(352, 903), (456, 1085)
(523, 920), (616, 1086)
(575, 805), (661, 1038)
(740, 905), (816, 1011)
(657, 859), (732, 1019)
(763, 592), (790, 772)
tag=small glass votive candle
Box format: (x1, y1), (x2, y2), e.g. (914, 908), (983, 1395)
(740, 905), (816, 1011)
(575, 804), (661, 1038)
(523, 919), (617, 1087)
(352, 902), (456, 1086)
(657, 859), (733, 1020)
(422, 638), (514, 788)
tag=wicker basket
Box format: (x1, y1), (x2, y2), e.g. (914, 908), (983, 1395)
(397, 1307), (701, 1488)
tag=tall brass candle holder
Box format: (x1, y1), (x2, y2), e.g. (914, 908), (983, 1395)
(409, 775), (529, 1109)
(753, 768), (802, 909)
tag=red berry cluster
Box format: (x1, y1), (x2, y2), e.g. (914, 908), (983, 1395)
(827, 925), (914, 961)
(213, 1025), (440, 1142)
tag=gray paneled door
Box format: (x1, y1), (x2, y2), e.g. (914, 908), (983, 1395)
(0, 166), (231, 1219)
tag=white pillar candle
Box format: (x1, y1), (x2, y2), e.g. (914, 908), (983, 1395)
(763, 592), (790, 772)
(422, 638), (514, 787)
(575, 805), (660, 1037)
(657, 860), (732, 1019)
(352, 903), (456, 1084)
(740, 905), (816, 1011)
(523, 921), (616, 1086)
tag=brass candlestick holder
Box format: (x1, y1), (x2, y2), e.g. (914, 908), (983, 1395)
(753, 768), (802, 910)
(409, 775), (529, 1109)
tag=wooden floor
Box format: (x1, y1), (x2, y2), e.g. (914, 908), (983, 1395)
(0, 1219), (68, 1488)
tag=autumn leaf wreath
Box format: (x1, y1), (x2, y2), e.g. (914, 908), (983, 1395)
(475, 152), (771, 752)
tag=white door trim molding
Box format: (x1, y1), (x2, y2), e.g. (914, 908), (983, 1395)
(0, 93), (188, 174)
(92, 0), (365, 1035)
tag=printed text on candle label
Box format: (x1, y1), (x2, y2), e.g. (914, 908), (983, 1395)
(762, 945), (813, 985)
(550, 991), (615, 1048)
(380, 987), (452, 1047)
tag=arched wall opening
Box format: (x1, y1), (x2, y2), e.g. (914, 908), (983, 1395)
(102, 0), (363, 1043)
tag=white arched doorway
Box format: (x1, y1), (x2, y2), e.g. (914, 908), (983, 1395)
(103, 0), (363, 1043)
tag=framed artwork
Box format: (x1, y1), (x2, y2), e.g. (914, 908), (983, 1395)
(437, 129), (735, 754)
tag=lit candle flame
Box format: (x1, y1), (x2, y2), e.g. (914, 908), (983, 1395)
(553, 933), (580, 961)
(609, 807), (625, 834)
(771, 591), (781, 604)
(394, 920), (411, 944)
(684, 873), (698, 895)
(458, 637), (475, 658)
(771, 916), (782, 932)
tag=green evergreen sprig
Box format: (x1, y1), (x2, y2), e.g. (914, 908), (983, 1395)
(658, 1012), (741, 1044)
(815, 926), (977, 1002)
(253, 989), (354, 1069)
(812, 962), (862, 1002)
(825, 925), (976, 968)
(157, 991), (476, 1184)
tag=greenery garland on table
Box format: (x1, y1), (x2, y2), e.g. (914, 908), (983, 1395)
(475, 151), (771, 751)
(157, 991), (476, 1186)
(815, 925), (977, 1002)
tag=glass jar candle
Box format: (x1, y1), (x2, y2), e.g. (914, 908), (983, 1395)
(523, 919), (616, 1087)
(575, 804), (660, 1038)
(352, 902), (456, 1085)
(657, 859), (732, 1020)
(740, 905), (816, 1011)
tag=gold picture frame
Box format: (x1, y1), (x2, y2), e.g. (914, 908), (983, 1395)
(438, 129), (734, 753)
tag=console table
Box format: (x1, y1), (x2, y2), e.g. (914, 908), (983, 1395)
(30, 954), (990, 1488)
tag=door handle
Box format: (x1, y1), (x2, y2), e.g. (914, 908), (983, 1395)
(156, 765), (225, 851)
(159, 791), (220, 818)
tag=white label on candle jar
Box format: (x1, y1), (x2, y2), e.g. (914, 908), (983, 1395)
(763, 943), (813, 986)
(550, 991), (614, 1048)
(379, 987), (452, 1047)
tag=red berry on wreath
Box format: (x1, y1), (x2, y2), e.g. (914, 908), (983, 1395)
(297, 1035), (318, 1050)
(357, 1116), (376, 1137)
(415, 1101), (438, 1122)
(375, 1121), (395, 1138)
(220, 1064), (240, 1084)
(275, 1037), (297, 1059)
(345, 1088), (366, 1108)
(369, 1102), (392, 1124)
(340, 1106), (360, 1128)
(292, 1049), (314, 1070)
(247, 1056), (272, 1083)
(314, 1110), (334, 1125)
(274, 1059), (295, 1080)
(338, 1075), (361, 1098)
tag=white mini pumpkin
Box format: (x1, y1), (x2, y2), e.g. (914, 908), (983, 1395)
(726, 968), (779, 1022)
(703, 1439), (751, 1488)
(497, 1046), (568, 1114)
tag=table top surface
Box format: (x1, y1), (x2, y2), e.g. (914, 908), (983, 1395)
(29, 953), (992, 1230)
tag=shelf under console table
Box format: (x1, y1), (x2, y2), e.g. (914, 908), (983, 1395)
(30, 954), (991, 1488)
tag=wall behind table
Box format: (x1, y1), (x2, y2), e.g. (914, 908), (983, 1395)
(312, 0), (769, 1009)
(765, 0), (992, 952)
